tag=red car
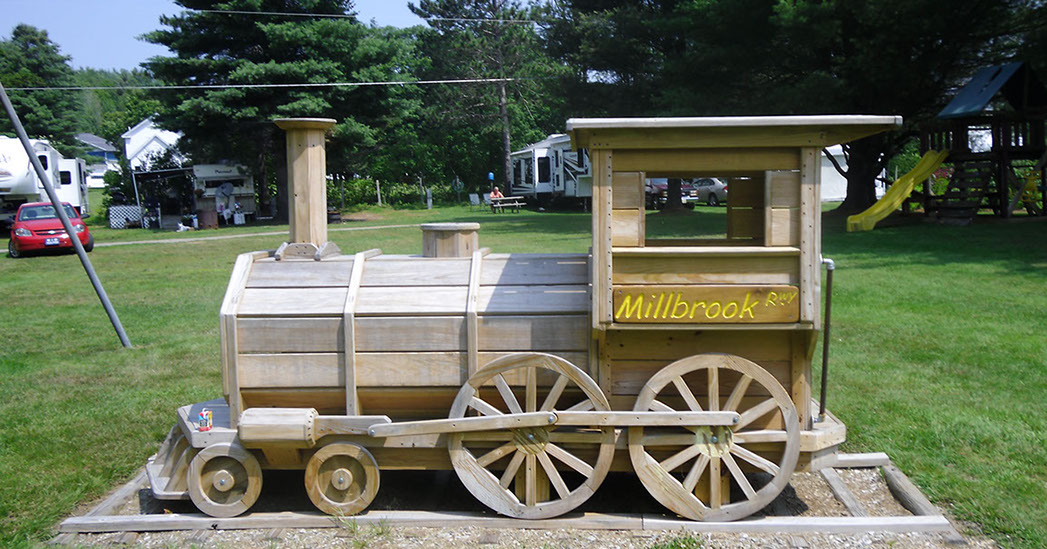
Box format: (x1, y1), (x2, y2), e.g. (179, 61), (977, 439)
(7, 202), (93, 258)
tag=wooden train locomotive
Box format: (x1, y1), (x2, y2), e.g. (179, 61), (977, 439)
(148, 116), (901, 521)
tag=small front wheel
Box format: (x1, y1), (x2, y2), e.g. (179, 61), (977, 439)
(8, 239), (21, 258)
(187, 442), (263, 518)
(305, 442), (379, 515)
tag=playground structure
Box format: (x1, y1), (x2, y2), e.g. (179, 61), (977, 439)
(146, 115), (902, 521)
(849, 62), (1047, 231)
(846, 150), (949, 232)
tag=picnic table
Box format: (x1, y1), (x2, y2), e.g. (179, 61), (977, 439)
(490, 195), (524, 213)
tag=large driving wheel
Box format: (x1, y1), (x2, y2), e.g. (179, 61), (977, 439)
(448, 353), (614, 519)
(305, 442), (379, 516)
(187, 442), (263, 518)
(629, 353), (799, 521)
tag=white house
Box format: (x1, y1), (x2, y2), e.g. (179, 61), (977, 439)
(121, 118), (185, 170)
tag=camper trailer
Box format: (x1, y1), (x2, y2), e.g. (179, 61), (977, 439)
(510, 134), (591, 203)
(58, 158), (90, 217)
(0, 137), (89, 226)
(192, 164), (256, 221)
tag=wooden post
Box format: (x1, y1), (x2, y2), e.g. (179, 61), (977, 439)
(421, 223), (480, 258)
(274, 118), (337, 247)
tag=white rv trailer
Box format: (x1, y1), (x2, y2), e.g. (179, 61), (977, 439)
(510, 133), (592, 201)
(58, 158), (90, 217)
(0, 137), (89, 225)
(192, 164), (256, 219)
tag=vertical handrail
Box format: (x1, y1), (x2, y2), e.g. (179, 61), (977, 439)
(818, 256), (835, 421)
(0, 80), (132, 348)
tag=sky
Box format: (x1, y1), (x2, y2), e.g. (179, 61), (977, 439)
(1, 0), (424, 71)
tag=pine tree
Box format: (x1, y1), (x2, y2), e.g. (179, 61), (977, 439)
(0, 24), (81, 152)
(143, 0), (420, 217)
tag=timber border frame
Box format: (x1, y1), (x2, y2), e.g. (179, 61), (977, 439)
(58, 453), (964, 542)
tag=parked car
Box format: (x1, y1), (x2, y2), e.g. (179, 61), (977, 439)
(645, 179), (699, 209)
(8, 201), (93, 258)
(693, 177), (728, 206)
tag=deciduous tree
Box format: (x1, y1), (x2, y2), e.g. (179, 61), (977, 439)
(410, 0), (564, 192)
(547, 0), (1033, 212)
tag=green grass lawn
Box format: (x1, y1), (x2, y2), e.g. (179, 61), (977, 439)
(1, 203), (1045, 547)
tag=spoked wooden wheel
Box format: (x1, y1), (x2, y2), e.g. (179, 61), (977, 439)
(305, 442), (379, 516)
(187, 442), (263, 517)
(629, 353), (800, 521)
(448, 353), (615, 519)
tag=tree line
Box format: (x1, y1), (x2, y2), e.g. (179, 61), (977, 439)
(2, 0), (1045, 216)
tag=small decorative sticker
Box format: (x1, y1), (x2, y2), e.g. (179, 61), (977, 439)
(197, 408), (213, 432)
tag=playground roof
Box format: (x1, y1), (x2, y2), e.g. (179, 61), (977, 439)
(938, 62), (1047, 119)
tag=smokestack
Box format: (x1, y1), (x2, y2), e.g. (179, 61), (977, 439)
(274, 118), (338, 260)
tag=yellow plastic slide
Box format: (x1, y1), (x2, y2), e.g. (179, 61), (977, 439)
(846, 150), (949, 232)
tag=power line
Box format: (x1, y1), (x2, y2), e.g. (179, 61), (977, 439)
(6, 77), (524, 92)
(193, 9), (354, 19)
(426, 17), (537, 24)
(191, 9), (537, 24)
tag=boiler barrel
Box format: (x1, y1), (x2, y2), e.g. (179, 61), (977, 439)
(228, 252), (591, 419)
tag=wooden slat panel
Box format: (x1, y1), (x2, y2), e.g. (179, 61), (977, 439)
(362, 258), (470, 286)
(612, 171), (644, 209)
(791, 331), (812, 429)
(237, 317), (344, 352)
(357, 286), (468, 315)
(236, 315), (590, 353)
(768, 208), (800, 246)
(604, 330), (793, 362)
(611, 209), (642, 247)
(614, 148), (800, 175)
(239, 287), (347, 316)
(612, 254), (798, 285)
(727, 177), (764, 207)
(609, 360), (791, 396)
(480, 255), (589, 286)
(361, 286), (591, 316)
(357, 317), (462, 351)
(478, 285), (590, 315)
(247, 259), (352, 288)
(343, 249), (380, 416)
(241, 387), (460, 417)
(221, 251), (266, 425)
(479, 315), (589, 351)
(727, 208), (763, 239)
(768, 171), (801, 208)
(800, 148), (821, 325)
(591, 149), (614, 326)
(237, 351), (589, 389)
(466, 249), (488, 379)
